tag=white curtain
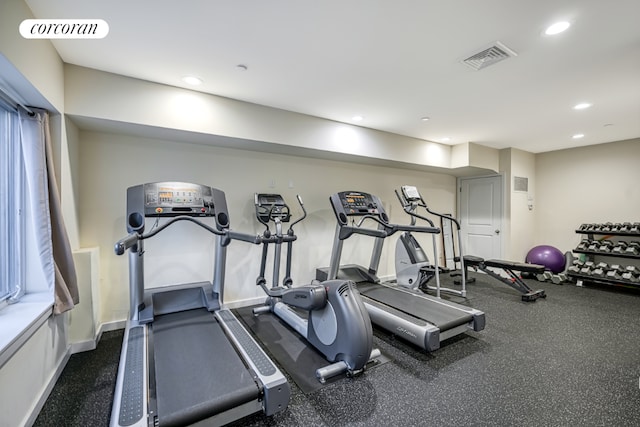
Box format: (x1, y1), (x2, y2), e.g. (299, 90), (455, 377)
(19, 108), (78, 314)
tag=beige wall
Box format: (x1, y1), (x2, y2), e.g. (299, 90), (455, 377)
(0, 3), (78, 426)
(498, 148), (537, 261)
(77, 130), (457, 324)
(1, 2), (638, 424)
(535, 138), (640, 254)
(65, 64), (457, 171)
(0, 0), (64, 112)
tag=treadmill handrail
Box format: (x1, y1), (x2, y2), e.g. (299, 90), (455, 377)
(143, 215), (225, 240)
(114, 216), (264, 255)
(114, 232), (139, 255)
(225, 230), (264, 245)
(338, 216), (439, 240)
(339, 225), (388, 240)
(386, 223), (440, 236)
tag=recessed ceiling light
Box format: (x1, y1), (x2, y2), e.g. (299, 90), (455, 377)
(545, 21), (570, 35)
(573, 102), (592, 110)
(420, 117), (431, 121)
(182, 75), (203, 85)
(572, 133), (585, 139)
(352, 115), (364, 122)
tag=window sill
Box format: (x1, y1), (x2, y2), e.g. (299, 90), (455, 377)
(0, 293), (53, 369)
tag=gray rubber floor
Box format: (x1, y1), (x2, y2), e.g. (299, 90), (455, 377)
(35, 272), (640, 426)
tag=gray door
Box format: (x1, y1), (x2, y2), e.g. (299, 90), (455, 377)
(458, 175), (503, 260)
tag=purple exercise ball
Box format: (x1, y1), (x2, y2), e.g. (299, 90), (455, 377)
(526, 245), (565, 273)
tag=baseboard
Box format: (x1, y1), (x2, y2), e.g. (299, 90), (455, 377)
(224, 296), (267, 310)
(25, 347), (72, 427)
(70, 320), (126, 355)
(98, 319), (127, 334)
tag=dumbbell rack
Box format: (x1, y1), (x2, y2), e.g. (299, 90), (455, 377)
(568, 222), (640, 289)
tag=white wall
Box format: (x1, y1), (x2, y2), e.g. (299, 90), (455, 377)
(77, 130), (457, 325)
(535, 138), (640, 254)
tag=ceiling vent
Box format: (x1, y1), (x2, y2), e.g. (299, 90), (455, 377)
(463, 41), (517, 70)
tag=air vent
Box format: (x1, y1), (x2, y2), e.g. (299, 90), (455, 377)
(514, 176), (528, 192)
(463, 41), (517, 70)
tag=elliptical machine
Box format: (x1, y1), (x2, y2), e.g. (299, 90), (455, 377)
(394, 185), (468, 298)
(252, 193), (380, 383)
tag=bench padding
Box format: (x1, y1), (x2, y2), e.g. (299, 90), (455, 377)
(484, 259), (545, 274)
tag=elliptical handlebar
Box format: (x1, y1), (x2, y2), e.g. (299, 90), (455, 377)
(398, 186), (461, 230)
(395, 188), (436, 227)
(288, 194), (307, 232)
(254, 193), (307, 236)
(424, 206), (461, 230)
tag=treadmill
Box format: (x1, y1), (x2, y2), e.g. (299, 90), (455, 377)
(317, 191), (485, 352)
(111, 182), (290, 427)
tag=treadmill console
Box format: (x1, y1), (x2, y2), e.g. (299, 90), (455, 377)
(141, 182), (216, 217)
(330, 191), (389, 225)
(126, 181), (230, 234)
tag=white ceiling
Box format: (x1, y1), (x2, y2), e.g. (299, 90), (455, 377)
(25, 0), (640, 153)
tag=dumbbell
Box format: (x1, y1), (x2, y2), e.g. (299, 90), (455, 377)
(591, 262), (609, 277)
(611, 241), (628, 254)
(568, 260), (584, 274)
(576, 239), (591, 251)
(605, 265), (625, 281)
(598, 240), (615, 252)
(625, 241), (640, 256)
(587, 241), (600, 252)
(537, 271), (553, 281)
(620, 222), (632, 232)
(579, 261), (595, 274)
(568, 265), (581, 274)
(551, 273), (568, 284)
(622, 266), (640, 282)
(600, 222), (614, 232)
(630, 223), (640, 233)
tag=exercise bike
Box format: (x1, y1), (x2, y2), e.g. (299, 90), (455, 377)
(252, 193), (380, 383)
(394, 185), (468, 297)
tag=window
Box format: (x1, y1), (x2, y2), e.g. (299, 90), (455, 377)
(0, 99), (26, 305)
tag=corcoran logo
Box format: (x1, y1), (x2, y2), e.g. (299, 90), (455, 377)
(396, 326), (417, 338)
(20, 19), (109, 39)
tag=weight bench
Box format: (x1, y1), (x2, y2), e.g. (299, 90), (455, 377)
(461, 255), (547, 302)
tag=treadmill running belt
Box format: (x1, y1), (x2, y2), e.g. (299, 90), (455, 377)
(358, 283), (473, 331)
(152, 308), (259, 427)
